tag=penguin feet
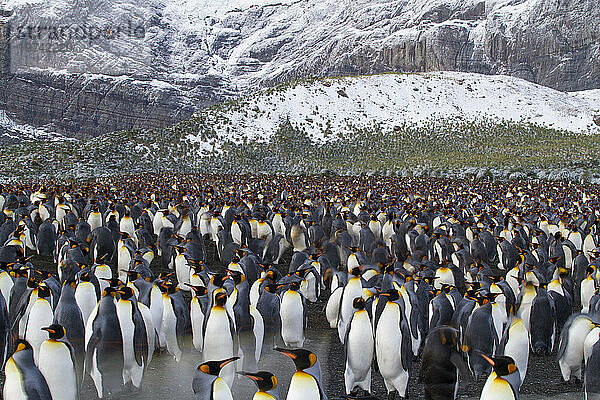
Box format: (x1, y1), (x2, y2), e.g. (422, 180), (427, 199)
(387, 390), (398, 400)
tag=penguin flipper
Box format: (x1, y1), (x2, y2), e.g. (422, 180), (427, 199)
(133, 306), (148, 366)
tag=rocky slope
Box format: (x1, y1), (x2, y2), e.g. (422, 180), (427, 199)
(1, 0), (599, 138)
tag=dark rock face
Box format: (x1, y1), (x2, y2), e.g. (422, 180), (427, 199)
(0, 0), (599, 139)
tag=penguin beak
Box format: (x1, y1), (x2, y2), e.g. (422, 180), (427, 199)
(480, 353), (495, 366)
(274, 347), (297, 359)
(41, 327), (55, 334)
(219, 357), (239, 369)
(238, 371), (262, 381)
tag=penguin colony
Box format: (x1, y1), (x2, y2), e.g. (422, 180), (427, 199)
(0, 175), (598, 400)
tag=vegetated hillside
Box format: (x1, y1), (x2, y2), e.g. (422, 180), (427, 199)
(1, 72), (599, 182)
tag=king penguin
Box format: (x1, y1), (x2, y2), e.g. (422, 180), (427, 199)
(344, 296), (374, 396)
(38, 323), (78, 400)
(275, 347), (328, 400)
(193, 357), (239, 400)
(280, 280), (307, 348)
(3, 339), (52, 400)
(203, 291), (237, 388)
(238, 371), (280, 400)
(479, 354), (520, 400)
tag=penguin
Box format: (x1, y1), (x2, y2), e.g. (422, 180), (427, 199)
(558, 314), (598, 382)
(85, 287), (124, 398)
(3, 339), (52, 400)
(38, 323), (78, 400)
(375, 288), (411, 400)
(280, 280), (307, 348)
(75, 270), (99, 328)
(53, 279), (85, 380)
(585, 334), (600, 399)
(24, 285), (54, 364)
(188, 284), (208, 352)
(529, 286), (556, 355)
(160, 282), (191, 362)
(257, 283), (282, 349)
(344, 296), (374, 396)
(479, 354), (520, 400)
(203, 291), (236, 388)
(238, 371), (280, 400)
(338, 266), (364, 343)
(275, 347), (328, 400)
(498, 318), (529, 388)
(464, 300), (497, 381)
(420, 326), (470, 400)
(193, 357), (239, 400)
(115, 286), (148, 390)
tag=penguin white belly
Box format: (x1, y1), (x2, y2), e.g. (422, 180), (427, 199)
(287, 371), (320, 400)
(503, 320), (529, 385)
(496, 245), (505, 270)
(3, 358), (27, 400)
(300, 273), (318, 303)
(213, 377), (234, 400)
(94, 265), (112, 293)
(190, 298), (204, 352)
(39, 340), (78, 400)
(326, 287), (343, 329)
(480, 374), (516, 400)
(118, 246), (132, 281)
(347, 254), (359, 273)
(149, 286), (164, 346)
(434, 268), (454, 290)
(88, 213), (102, 231)
(338, 279), (363, 342)
(24, 299), (53, 364)
(560, 317), (594, 380)
(179, 218), (192, 237)
(280, 291), (305, 347)
(161, 296), (181, 362)
(138, 303), (155, 364)
(375, 303), (408, 394)
(120, 218), (135, 238)
(369, 221), (381, 240)
(175, 255), (191, 291)
(584, 327), (600, 363)
(0, 272), (13, 305)
(382, 222), (394, 248)
(117, 300), (143, 387)
(200, 214), (211, 236)
(345, 310), (374, 393)
(203, 307), (235, 386)
(232, 222), (243, 245)
(250, 305), (264, 363)
(76, 282), (98, 327)
(581, 278), (595, 313)
(19, 293), (39, 338)
(491, 302), (507, 343)
(250, 279), (262, 308)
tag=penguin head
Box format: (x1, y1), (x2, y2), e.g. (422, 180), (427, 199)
(13, 339), (33, 354)
(274, 348), (317, 371)
(42, 324), (66, 340)
(238, 371), (278, 392)
(117, 286), (135, 300)
(349, 266), (362, 277)
(197, 357), (240, 376)
(100, 277), (123, 288)
(186, 284), (207, 296)
(379, 288), (400, 302)
(352, 296), (366, 310)
(214, 291), (228, 307)
(264, 283), (280, 294)
(289, 280), (301, 291)
(481, 354), (518, 377)
(37, 284), (51, 299)
(226, 269), (245, 285)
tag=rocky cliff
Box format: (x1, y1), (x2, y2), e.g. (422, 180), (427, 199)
(1, 0), (599, 139)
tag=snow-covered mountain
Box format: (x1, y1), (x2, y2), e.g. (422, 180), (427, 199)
(1, 0), (599, 138)
(188, 71), (600, 150)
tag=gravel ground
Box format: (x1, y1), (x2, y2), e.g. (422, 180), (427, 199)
(1, 244), (584, 400)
